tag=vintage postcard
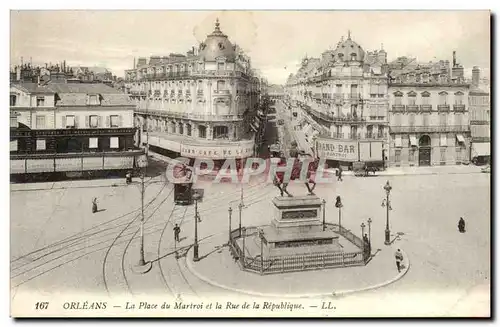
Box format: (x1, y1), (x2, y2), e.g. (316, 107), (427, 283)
(9, 10), (491, 318)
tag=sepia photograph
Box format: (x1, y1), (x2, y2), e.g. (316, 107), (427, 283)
(8, 9), (491, 318)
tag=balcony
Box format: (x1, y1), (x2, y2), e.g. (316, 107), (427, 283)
(406, 105), (419, 112)
(213, 89), (231, 96)
(348, 133), (361, 140)
(471, 136), (490, 142)
(134, 108), (243, 122)
(392, 105), (405, 112)
(419, 104), (432, 112)
(453, 104), (466, 112)
(469, 120), (489, 125)
(390, 125), (470, 133)
(330, 133), (344, 139)
(437, 104), (450, 112)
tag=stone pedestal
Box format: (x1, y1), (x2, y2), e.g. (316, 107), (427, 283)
(261, 195), (341, 256)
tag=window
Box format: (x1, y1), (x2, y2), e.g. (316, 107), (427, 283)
(36, 139), (46, 151)
(454, 92), (464, 105)
(439, 114), (447, 126)
(36, 96), (45, 107)
(65, 115), (75, 128)
(394, 94), (403, 105)
(110, 115), (119, 128)
(10, 95), (16, 106)
(440, 134), (447, 147)
(10, 140), (17, 152)
(394, 113), (402, 126)
(335, 84), (342, 96)
(88, 95), (100, 105)
(409, 149), (416, 163)
(110, 137), (119, 149)
(408, 93), (417, 105)
(423, 114), (429, 126)
(439, 92), (448, 105)
(187, 124), (192, 136)
(409, 114), (416, 127)
(421, 93), (430, 105)
(350, 84), (358, 98)
(172, 123), (177, 134)
(455, 114), (463, 126)
(217, 80), (226, 91)
(36, 115), (46, 129)
(89, 115), (99, 128)
(213, 126), (229, 139)
(217, 62), (224, 71)
(10, 117), (17, 128)
(366, 125), (373, 138)
(378, 126), (384, 138)
(89, 137), (98, 149)
(198, 125), (207, 138)
(179, 123), (184, 135)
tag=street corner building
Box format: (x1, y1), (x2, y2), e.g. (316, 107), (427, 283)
(125, 19), (266, 171)
(9, 82), (146, 181)
(283, 32), (491, 169)
(387, 52), (476, 167)
(284, 32), (389, 169)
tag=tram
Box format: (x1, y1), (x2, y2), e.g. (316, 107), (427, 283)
(172, 162), (193, 205)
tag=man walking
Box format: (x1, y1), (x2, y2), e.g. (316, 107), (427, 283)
(173, 224), (181, 242)
(395, 249), (404, 273)
(337, 166), (343, 182)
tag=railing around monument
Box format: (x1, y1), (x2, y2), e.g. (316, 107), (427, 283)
(228, 224), (368, 275)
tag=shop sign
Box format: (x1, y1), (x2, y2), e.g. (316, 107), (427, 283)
(82, 157), (103, 171)
(10, 160), (26, 174)
(315, 139), (358, 161)
(104, 156), (134, 169)
(55, 158), (82, 172)
(26, 159), (54, 173)
(180, 143), (254, 159)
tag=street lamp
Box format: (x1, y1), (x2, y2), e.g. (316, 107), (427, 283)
(382, 180), (393, 245)
(228, 207), (233, 243)
(322, 199), (326, 231)
(361, 222), (366, 239)
(132, 173), (152, 274)
(193, 191), (201, 262)
(335, 196), (343, 230)
(238, 186), (244, 237)
(367, 217), (373, 244)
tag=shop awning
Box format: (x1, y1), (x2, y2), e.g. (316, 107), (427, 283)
(471, 142), (490, 156)
(456, 134), (466, 144)
(395, 135), (402, 147)
(409, 135), (417, 147)
(250, 123), (258, 132)
(302, 124), (312, 136)
(440, 134), (447, 146)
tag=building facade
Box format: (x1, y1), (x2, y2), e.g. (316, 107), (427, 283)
(387, 53), (470, 167)
(285, 34), (389, 166)
(124, 19), (262, 169)
(10, 83), (143, 179)
(469, 66), (490, 164)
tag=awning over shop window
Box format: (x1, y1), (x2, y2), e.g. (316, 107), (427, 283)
(440, 134), (447, 146)
(471, 142), (490, 156)
(250, 123), (258, 132)
(395, 135), (402, 147)
(302, 124), (312, 136)
(456, 134), (465, 144)
(409, 135), (417, 147)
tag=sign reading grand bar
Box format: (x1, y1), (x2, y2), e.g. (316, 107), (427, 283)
(315, 138), (359, 161)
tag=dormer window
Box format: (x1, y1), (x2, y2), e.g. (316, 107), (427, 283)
(351, 53), (357, 61)
(88, 94), (100, 105)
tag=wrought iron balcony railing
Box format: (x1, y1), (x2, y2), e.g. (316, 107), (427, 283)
(390, 125), (469, 133)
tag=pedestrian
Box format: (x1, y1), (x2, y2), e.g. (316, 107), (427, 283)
(395, 249), (404, 273)
(337, 166), (343, 181)
(458, 217), (466, 233)
(173, 224), (181, 242)
(92, 197), (98, 214)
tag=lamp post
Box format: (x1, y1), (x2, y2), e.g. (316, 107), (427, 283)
(322, 199), (326, 231)
(132, 173), (152, 274)
(228, 207), (232, 243)
(238, 186), (244, 237)
(193, 191), (201, 262)
(361, 222), (366, 240)
(367, 217), (372, 244)
(335, 196), (343, 231)
(382, 180), (393, 245)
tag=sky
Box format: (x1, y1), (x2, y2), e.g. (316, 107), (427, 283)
(10, 10), (490, 84)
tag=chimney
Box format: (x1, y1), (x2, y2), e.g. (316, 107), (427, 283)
(472, 66), (480, 88)
(133, 57), (136, 69)
(37, 75), (41, 86)
(452, 51), (457, 67)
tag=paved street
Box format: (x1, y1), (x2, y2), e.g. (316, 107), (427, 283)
(10, 167), (490, 316)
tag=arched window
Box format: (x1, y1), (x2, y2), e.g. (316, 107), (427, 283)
(394, 91), (403, 105)
(217, 80), (226, 91)
(407, 91), (417, 105)
(419, 135), (431, 147)
(198, 125), (207, 138)
(178, 123), (184, 135)
(186, 124), (192, 136)
(213, 126), (229, 139)
(438, 91), (448, 105)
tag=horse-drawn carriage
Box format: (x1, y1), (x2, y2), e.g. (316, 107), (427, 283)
(352, 161), (379, 177)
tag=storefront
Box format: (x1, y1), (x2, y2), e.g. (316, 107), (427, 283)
(180, 142), (255, 171)
(315, 138), (383, 169)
